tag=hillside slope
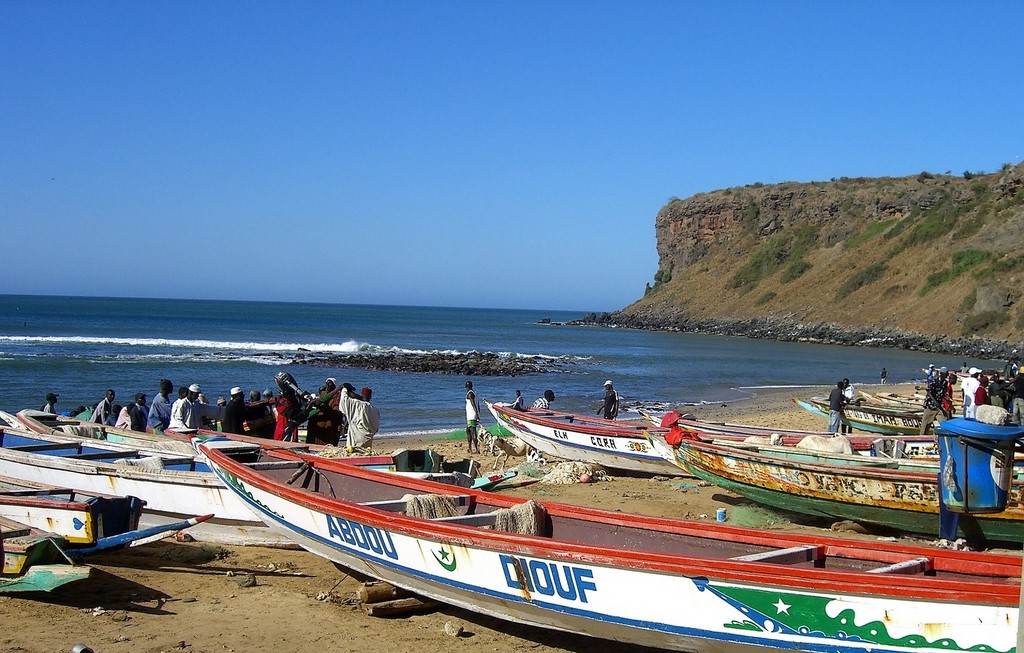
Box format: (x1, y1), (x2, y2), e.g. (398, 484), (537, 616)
(608, 164), (1024, 356)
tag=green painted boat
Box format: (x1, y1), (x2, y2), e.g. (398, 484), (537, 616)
(1, 516), (89, 592)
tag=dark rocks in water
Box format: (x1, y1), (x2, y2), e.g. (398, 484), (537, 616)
(569, 312), (1023, 361)
(291, 351), (568, 376)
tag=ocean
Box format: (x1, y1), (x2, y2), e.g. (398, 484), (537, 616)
(0, 294), (988, 438)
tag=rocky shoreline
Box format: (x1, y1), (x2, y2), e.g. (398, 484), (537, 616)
(290, 350), (571, 375)
(573, 309), (1022, 362)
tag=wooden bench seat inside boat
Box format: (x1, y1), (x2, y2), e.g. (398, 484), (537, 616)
(730, 544), (821, 565)
(867, 557), (932, 574)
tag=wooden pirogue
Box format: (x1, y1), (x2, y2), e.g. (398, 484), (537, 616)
(200, 439), (1020, 653)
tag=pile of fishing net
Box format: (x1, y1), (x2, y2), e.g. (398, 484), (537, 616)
(317, 444), (374, 459)
(538, 461), (609, 485)
(401, 494), (547, 536)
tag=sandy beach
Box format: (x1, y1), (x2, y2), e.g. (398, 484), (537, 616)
(0, 383), (989, 653)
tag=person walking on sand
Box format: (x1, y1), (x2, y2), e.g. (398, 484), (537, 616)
(880, 367), (887, 385)
(464, 381), (481, 453)
(597, 379), (620, 420)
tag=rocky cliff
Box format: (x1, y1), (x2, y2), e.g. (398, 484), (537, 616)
(595, 164), (1024, 358)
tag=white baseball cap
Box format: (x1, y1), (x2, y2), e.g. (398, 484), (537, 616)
(969, 367), (982, 375)
(188, 383), (201, 393)
(230, 386), (243, 396)
(604, 379), (613, 386)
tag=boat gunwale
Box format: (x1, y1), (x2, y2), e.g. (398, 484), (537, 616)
(202, 444), (1023, 605)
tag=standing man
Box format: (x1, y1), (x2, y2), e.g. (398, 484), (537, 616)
(464, 381), (481, 454)
(222, 386), (247, 435)
(127, 393), (148, 432)
(880, 367), (888, 385)
(920, 367), (948, 437)
(961, 367), (982, 418)
(90, 389), (116, 426)
(827, 380), (846, 434)
(597, 379), (620, 420)
(306, 378), (343, 445)
(840, 378), (855, 434)
(42, 392), (59, 413)
(148, 379), (174, 433)
(338, 384), (381, 452)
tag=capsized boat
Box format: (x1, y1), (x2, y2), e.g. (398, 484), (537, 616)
(199, 440), (1020, 653)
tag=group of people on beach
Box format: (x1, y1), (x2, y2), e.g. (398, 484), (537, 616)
(826, 362), (1024, 437)
(462, 379), (621, 453)
(39, 373), (381, 452)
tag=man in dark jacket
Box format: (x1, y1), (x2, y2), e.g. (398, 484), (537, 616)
(222, 386), (247, 435)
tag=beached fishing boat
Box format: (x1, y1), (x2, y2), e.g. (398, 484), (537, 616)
(645, 424), (1024, 545)
(793, 397), (926, 435)
(488, 403), (933, 474)
(0, 427), (294, 547)
(15, 409), (198, 454)
(664, 412), (935, 456)
(1, 515), (90, 592)
(2, 512), (212, 592)
(0, 475), (144, 546)
(200, 440), (1020, 653)
(486, 401), (687, 475)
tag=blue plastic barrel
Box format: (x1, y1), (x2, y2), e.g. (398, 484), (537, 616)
(936, 417), (1023, 513)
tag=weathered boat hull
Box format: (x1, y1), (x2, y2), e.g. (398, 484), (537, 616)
(648, 433), (1024, 544)
(0, 475), (143, 546)
(0, 429), (295, 547)
(201, 443), (1019, 653)
(794, 397), (925, 435)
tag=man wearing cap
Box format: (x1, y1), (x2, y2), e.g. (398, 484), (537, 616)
(169, 383), (224, 431)
(961, 367), (982, 419)
(41, 392), (59, 413)
(222, 386), (247, 435)
(920, 367), (949, 436)
(597, 380), (620, 420)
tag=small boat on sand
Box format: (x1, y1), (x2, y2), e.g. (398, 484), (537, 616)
(0, 427), (295, 547)
(199, 440), (1020, 653)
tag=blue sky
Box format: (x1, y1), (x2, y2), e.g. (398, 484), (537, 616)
(2, 2), (1021, 312)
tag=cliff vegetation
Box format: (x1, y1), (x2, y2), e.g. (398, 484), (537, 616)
(602, 163), (1024, 357)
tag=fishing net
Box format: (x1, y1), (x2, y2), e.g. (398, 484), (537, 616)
(401, 493), (460, 519)
(492, 500), (547, 536)
(539, 462), (609, 484)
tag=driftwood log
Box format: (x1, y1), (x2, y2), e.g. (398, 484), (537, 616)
(357, 582), (438, 617)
